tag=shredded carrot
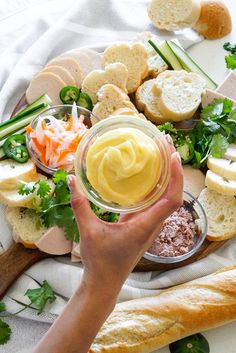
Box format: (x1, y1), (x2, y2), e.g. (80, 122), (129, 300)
(25, 125), (34, 134)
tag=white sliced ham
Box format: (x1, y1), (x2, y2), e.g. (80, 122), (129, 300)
(61, 50), (93, 78)
(42, 65), (76, 86)
(202, 88), (236, 108)
(217, 72), (236, 101)
(35, 227), (72, 255)
(47, 56), (83, 87)
(26, 72), (66, 105)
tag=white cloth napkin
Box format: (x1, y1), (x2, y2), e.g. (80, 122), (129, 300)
(0, 0), (235, 352)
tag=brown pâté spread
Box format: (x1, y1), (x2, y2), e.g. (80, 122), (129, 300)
(148, 206), (196, 257)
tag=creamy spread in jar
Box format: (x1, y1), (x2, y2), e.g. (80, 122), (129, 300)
(148, 206), (196, 257)
(85, 127), (162, 206)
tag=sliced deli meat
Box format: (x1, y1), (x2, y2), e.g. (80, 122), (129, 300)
(47, 56), (83, 87)
(36, 227), (72, 255)
(183, 165), (205, 198)
(61, 49), (102, 77)
(42, 65), (76, 86)
(26, 72), (66, 106)
(217, 72), (236, 101)
(202, 88), (236, 108)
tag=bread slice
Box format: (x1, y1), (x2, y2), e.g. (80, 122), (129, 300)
(205, 169), (236, 196)
(198, 188), (236, 241)
(26, 72), (66, 105)
(224, 144), (236, 162)
(92, 84), (137, 122)
(135, 79), (165, 123)
(133, 32), (168, 77)
(155, 70), (206, 121)
(5, 207), (47, 248)
(0, 159), (38, 190)
(0, 174), (55, 208)
(42, 65), (76, 86)
(148, 0), (200, 30)
(208, 156), (236, 181)
(81, 63), (128, 104)
(46, 56), (83, 87)
(193, 0), (232, 39)
(102, 43), (148, 93)
(183, 165), (205, 198)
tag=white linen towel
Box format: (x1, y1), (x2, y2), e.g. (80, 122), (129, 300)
(0, 0), (235, 352)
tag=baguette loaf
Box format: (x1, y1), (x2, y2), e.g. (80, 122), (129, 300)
(90, 265), (236, 353)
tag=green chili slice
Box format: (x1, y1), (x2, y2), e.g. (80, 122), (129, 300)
(77, 92), (93, 111)
(3, 134), (29, 163)
(59, 86), (81, 104)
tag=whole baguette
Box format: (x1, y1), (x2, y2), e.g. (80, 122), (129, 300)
(90, 265), (236, 353)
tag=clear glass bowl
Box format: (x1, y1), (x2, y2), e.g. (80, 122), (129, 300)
(26, 105), (97, 175)
(74, 115), (171, 213)
(144, 191), (208, 264)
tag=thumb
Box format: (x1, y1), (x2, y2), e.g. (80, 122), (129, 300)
(67, 175), (98, 227)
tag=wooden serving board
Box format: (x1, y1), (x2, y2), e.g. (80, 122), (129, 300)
(0, 94), (228, 299)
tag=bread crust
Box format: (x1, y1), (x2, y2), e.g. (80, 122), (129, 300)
(90, 266), (236, 352)
(193, 0), (232, 39)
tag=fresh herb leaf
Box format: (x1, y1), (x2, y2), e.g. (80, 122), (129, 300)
(0, 302), (6, 313)
(225, 55), (236, 70)
(223, 42), (236, 54)
(25, 280), (56, 315)
(210, 134), (229, 158)
(36, 180), (51, 198)
(52, 169), (68, 184)
(18, 183), (35, 196)
(0, 320), (11, 345)
(223, 42), (236, 69)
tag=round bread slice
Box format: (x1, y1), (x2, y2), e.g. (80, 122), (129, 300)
(135, 79), (165, 123)
(193, 0), (232, 39)
(148, 0), (201, 30)
(26, 72), (66, 105)
(5, 207), (47, 248)
(47, 56), (83, 87)
(156, 70), (206, 121)
(42, 65), (76, 86)
(205, 170), (236, 196)
(0, 159), (38, 190)
(198, 188), (236, 241)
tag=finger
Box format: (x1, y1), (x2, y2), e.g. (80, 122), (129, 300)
(165, 134), (176, 154)
(127, 152), (183, 235)
(67, 175), (99, 227)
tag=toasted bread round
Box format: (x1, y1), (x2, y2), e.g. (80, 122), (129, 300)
(193, 0), (232, 39)
(205, 170), (236, 196)
(198, 188), (236, 241)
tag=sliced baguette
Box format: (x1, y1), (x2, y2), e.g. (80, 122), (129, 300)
(205, 169), (236, 196)
(135, 79), (165, 123)
(111, 107), (146, 120)
(81, 63), (128, 104)
(0, 159), (38, 190)
(148, 0), (201, 30)
(26, 72), (66, 106)
(5, 207), (47, 248)
(155, 70), (206, 121)
(208, 156), (236, 181)
(0, 174), (55, 208)
(92, 84), (137, 122)
(42, 65), (76, 86)
(102, 43), (148, 93)
(46, 56), (83, 87)
(198, 188), (236, 241)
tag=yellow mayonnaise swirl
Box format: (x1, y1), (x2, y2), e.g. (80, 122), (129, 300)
(86, 127), (162, 206)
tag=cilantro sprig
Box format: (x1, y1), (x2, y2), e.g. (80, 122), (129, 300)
(159, 99), (236, 168)
(0, 281), (56, 345)
(223, 42), (236, 69)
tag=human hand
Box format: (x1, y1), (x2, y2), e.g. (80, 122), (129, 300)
(68, 151), (183, 299)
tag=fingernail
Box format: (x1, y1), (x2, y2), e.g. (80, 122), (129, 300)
(67, 175), (74, 190)
(174, 151), (182, 163)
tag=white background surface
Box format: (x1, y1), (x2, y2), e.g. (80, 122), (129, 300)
(0, 0), (236, 353)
